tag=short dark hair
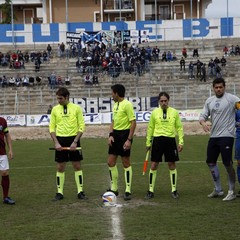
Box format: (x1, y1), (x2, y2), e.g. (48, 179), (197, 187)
(212, 78), (225, 87)
(56, 87), (70, 98)
(158, 91), (170, 100)
(111, 84), (125, 97)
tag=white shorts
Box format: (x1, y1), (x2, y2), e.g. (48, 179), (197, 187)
(0, 155), (9, 171)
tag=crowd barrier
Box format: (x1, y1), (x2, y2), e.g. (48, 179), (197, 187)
(1, 109), (201, 127)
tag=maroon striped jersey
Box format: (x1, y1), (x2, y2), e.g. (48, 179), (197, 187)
(0, 117), (8, 155)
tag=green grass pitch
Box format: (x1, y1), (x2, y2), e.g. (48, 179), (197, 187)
(0, 136), (239, 240)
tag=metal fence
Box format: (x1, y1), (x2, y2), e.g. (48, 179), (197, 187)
(2, 82), (240, 115)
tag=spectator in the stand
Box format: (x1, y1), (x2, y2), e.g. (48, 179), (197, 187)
(42, 51), (48, 62)
(57, 76), (63, 86)
(200, 64), (207, 82)
(146, 46), (152, 62)
(220, 56), (227, 67)
(65, 75), (71, 85)
(15, 75), (21, 87)
(166, 51), (173, 61)
(57, 43), (61, 58)
(65, 44), (70, 58)
(84, 74), (92, 84)
(135, 59), (142, 76)
(22, 75), (29, 87)
(213, 57), (220, 65)
(215, 64), (222, 78)
(36, 76), (42, 85)
(1, 55), (9, 66)
(229, 45), (235, 56)
(24, 52), (30, 62)
(208, 59), (215, 78)
(11, 52), (17, 61)
(152, 46), (160, 62)
(60, 42), (65, 58)
(223, 46), (229, 56)
(47, 44), (52, 58)
(9, 77), (16, 87)
(180, 57), (185, 71)
(2, 75), (8, 87)
(14, 60), (22, 69)
(182, 47), (187, 58)
(195, 60), (203, 78)
(18, 51), (24, 62)
(161, 51), (167, 62)
(29, 76), (35, 86)
(35, 57), (41, 72)
(0, 52), (3, 62)
(70, 43), (77, 58)
(188, 61), (195, 79)
(5, 52), (10, 62)
(101, 57), (109, 72)
(50, 72), (57, 89)
(235, 45), (240, 55)
(47, 105), (52, 114)
(9, 59), (14, 69)
(77, 40), (82, 58)
(92, 75), (99, 86)
(193, 48), (199, 58)
(172, 51), (177, 61)
(30, 51), (36, 62)
(76, 58), (81, 73)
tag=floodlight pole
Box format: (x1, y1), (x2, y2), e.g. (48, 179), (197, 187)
(66, 0), (68, 32)
(11, 0), (15, 49)
(155, 0), (157, 42)
(190, 0), (193, 40)
(227, 0), (229, 37)
(120, 0), (122, 21)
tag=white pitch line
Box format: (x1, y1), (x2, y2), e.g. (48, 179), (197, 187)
(11, 161), (205, 170)
(109, 207), (124, 240)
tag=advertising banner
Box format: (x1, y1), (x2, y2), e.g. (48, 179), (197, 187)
(1, 115), (26, 126)
(2, 109), (201, 128)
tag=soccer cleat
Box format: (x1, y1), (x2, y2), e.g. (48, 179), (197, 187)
(106, 189), (119, 197)
(207, 189), (224, 198)
(124, 192), (131, 201)
(52, 193), (63, 201)
(78, 191), (88, 200)
(236, 190), (240, 197)
(171, 190), (180, 199)
(3, 197), (15, 205)
(145, 191), (154, 199)
(222, 190), (236, 201)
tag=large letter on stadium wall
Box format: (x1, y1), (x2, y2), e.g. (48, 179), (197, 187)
(0, 24), (24, 43)
(183, 19), (209, 38)
(221, 18), (233, 37)
(136, 20), (162, 41)
(32, 23), (59, 42)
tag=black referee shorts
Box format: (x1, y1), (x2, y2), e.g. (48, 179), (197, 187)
(206, 137), (234, 166)
(108, 129), (131, 157)
(55, 136), (83, 163)
(151, 136), (179, 162)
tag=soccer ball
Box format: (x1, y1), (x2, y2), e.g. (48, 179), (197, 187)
(102, 191), (117, 206)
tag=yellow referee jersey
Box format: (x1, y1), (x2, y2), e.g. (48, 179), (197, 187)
(113, 99), (136, 130)
(146, 107), (184, 146)
(49, 102), (85, 137)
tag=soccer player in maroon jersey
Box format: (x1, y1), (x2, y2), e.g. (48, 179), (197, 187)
(0, 117), (15, 204)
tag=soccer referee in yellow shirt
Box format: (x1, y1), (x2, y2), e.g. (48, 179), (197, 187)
(145, 91), (184, 199)
(49, 87), (87, 201)
(107, 84), (136, 201)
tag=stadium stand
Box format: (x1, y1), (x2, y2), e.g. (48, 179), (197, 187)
(0, 38), (240, 115)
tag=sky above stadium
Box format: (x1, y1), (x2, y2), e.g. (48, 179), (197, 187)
(205, 0), (240, 18)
